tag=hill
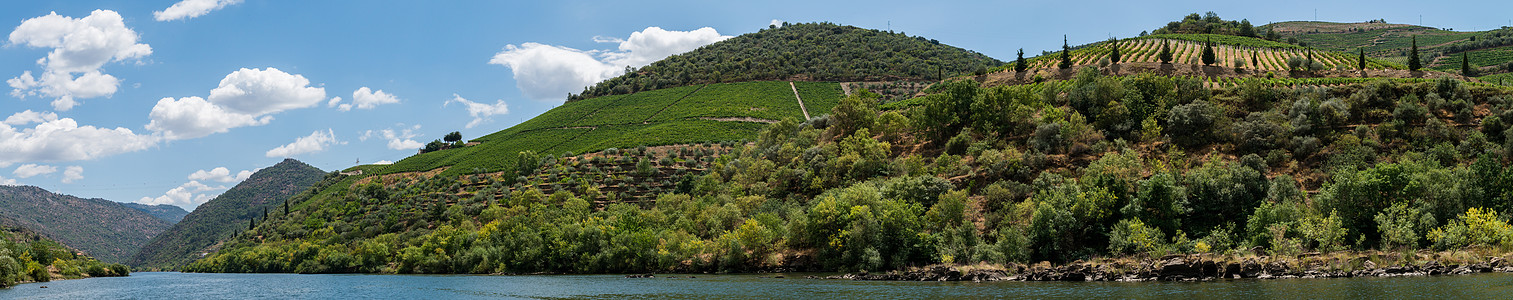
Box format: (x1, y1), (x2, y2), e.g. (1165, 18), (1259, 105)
(129, 159), (326, 270)
(1264, 21), (1513, 76)
(0, 186), (170, 263)
(0, 224), (129, 287)
(123, 203), (190, 224)
(186, 18), (1513, 277)
(569, 22), (1003, 101)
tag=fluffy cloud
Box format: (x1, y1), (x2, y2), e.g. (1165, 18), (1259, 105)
(0, 117), (158, 167)
(61, 166), (83, 183)
(3, 110), (58, 126)
(146, 96), (271, 140)
(207, 68), (327, 115)
(326, 96), (343, 108)
(770, 19), (784, 28)
(137, 180), (222, 209)
(265, 129), (339, 157)
(490, 27), (730, 101)
(362, 124), (424, 150)
(7, 10), (152, 111)
(154, 0), (243, 21)
(187, 166), (254, 183)
(0, 175), (15, 186)
(147, 68), (324, 140)
(339, 87), (401, 111)
(371, 160), (394, 165)
(445, 94), (509, 128)
(13, 164), (56, 178)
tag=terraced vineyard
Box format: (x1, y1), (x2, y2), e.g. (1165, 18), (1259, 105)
(380, 81), (844, 178)
(995, 34), (1403, 73)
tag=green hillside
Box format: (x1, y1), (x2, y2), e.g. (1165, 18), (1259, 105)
(123, 203), (190, 224)
(186, 17), (1513, 277)
(129, 159), (326, 270)
(0, 186), (170, 263)
(381, 80), (843, 178)
(1265, 21), (1513, 77)
(0, 225), (129, 288)
(569, 22), (1003, 101)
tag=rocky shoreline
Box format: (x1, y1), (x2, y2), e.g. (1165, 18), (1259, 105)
(812, 253), (1513, 282)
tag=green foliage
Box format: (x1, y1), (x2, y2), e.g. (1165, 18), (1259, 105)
(0, 185), (172, 263)
(1153, 12), (1259, 38)
(1166, 100), (1220, 147)
(1374, 202), (1437, 249)
(1060, 35), (1073, 69)
(1429, 208), (1513, 250)
(1409, 35), (1422, 71)
(1108, 218), (1168, 255)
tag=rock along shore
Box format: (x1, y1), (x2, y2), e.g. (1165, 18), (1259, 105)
(810, 252), (1513, 282)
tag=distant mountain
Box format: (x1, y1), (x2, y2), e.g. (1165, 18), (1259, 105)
(0, 185), (171, 263)
(129, 158), (326, 270)
(123, 203), (190, 224)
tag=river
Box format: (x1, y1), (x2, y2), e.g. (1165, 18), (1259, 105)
(3, 272), (1513, 299)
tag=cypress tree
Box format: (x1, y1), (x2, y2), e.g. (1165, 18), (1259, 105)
(249, 218), (256, 231)
(1463, 52), (1474, 76)
(1358, 48), (1367, 70)
(284, 200), (290, 215)
(1306, 48), (1315, 71)
(1201, 37), (1215, 66)
(1015, 48), (1027, 72)
(1109, 38), (1121, 64)
(1409, 35), (1422, 71)
(1251, 51), (1259, 69)
(1159, 40), (1173, 64)
(1059, 35), (1073, 69)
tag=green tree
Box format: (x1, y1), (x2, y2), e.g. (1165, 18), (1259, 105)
(422, 139), (445, 153)
(1462, 52), (1475, 76)
(1409, 35), (1421, 71)
(1358, 48), (1366, 70)
(1108, 38), (1121, 64)
(1059, 35), (1073, 69)
(444, 131), (462, 143)
(1158, 40), (1173, 64)
(1015, 48), (1027, 72)
(1251, 51), (1259, 70)
(1201, 37), (1215, 66)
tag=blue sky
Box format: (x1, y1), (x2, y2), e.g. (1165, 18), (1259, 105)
(3, 0), (1511, 210)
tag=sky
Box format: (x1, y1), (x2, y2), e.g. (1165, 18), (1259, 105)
(3, 0), (1512, 211)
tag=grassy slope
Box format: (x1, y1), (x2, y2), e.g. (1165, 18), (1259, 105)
(379, 81), (843, 178)
(1266, 21), (1513, 75)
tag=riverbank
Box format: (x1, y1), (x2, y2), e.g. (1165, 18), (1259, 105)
(816, 249), (1513, 282)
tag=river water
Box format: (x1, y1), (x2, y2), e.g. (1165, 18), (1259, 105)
(3, 271), (1512, 299)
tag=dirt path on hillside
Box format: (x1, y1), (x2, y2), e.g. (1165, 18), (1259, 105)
(841, 82), (853, 97)
(791, 82), (811, 119)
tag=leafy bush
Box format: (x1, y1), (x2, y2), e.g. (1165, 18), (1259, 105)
(1429, 208), (1513, 250)
(1108, 218), (1167, 255)
(1166, 100), (1220, 147)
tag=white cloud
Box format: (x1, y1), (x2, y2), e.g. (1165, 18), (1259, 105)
(154, 0), (243, 21)
(3, 110), (58, 126)
(0, 175), (16, 186)
(137, 180), (223, 209)
(0, 117), (158, 167)
(371, 160), (393, 165)
(345, 87), (400, 111)
(146, 68), (324, 140)
(13, 164), (57, 178)
(265, 129), (339, 157)
(770, 19), (783, 28)
(7, 10), (151, 111)
(445, 94), (509, 128)
(207, 68), (326, 115)
(489, 27), (730, 101)
(187, 166), (254, 183)
(146, 96), (271, 140)
(326, 96), (343, 108)
(362, 124), (424, 150)
(61, 166), (82, 183)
